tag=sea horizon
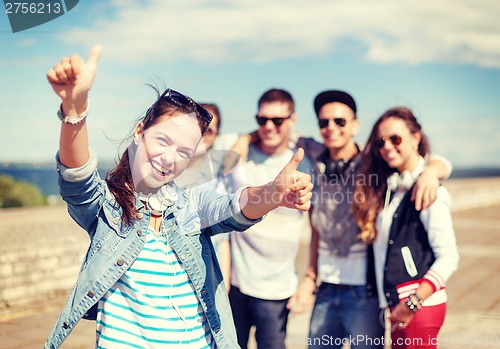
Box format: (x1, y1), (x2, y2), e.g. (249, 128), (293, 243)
(1, 162), (500, 197)
(0, 162), (114, 197)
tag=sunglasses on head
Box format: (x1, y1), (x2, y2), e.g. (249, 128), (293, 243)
(318, 118), (347, 129)
(146, 88), (213, 124)
(374, 135), (403, 148)
(255, 114), (292, 127)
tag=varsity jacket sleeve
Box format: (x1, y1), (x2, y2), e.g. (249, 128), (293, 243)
(419, 186), (460, 291)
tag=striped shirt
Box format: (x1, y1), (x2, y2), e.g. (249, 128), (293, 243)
(96, 214), (213, 348)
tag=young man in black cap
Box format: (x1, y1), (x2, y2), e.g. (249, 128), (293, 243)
(294, 90), (452, 349)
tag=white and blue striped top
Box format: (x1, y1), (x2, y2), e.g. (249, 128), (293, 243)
(96, 221), (213, 348)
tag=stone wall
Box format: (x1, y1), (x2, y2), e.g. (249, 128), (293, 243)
(0, 206), (89, 318)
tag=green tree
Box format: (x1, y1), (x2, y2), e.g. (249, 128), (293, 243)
(0, 175), (47, 208)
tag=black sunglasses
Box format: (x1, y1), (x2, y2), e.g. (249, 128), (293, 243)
(146, 88), (213, 124)
(318, 118), (347, 129)
(255, 114), (292, 127)
(374, 135), (403, 148)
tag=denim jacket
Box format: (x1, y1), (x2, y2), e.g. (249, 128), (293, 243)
(45, 152), (260, 349)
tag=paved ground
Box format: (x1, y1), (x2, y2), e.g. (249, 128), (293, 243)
(1, 204), (499, 349)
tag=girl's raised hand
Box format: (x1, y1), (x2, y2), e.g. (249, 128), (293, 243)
(47, 45), (101, 110)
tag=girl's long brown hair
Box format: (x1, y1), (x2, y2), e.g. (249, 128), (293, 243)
(106, 87), (211, 225)
(354, 106), (430, 243)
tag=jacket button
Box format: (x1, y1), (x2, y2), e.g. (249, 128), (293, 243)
(137, 230), (143, 237)
(117, 258), (125, 266)
(388, 239), (394, 245)
(113, 217), (119, 225)
(385, 292), (391, 297)
(63, 321), (69, 329)
(366, 284), (372, 290)
(393, 213), (398, 218)
(137, 212), (144, 219)
(87, 290), (95, 298)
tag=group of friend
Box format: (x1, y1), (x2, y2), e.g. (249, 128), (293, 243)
(44, 45), (459, 349)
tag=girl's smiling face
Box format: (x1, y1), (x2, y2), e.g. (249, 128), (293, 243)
(130, 113), (202, 193)
(376, 116), (421, 173)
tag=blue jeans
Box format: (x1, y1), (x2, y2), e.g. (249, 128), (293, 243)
(229, 286), (289, 349)
(308, 283), (384, 349)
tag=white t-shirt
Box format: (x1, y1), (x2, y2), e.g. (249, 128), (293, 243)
(230, 144), (313, 300)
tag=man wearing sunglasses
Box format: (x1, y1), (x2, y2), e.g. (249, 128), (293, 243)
(228, 89), (314, 349)
(294, 90), (453, 349)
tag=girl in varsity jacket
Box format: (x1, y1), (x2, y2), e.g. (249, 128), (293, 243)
(355, 106), (459, 349)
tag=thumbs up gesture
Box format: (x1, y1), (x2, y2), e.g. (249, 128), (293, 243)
(272, 148), (313, 211)
(47, 45), (101, 113)
(239, 148), (313, 220)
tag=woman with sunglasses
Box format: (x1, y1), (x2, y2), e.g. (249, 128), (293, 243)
(354, 106), (459, 349)
(44, 46), (313, 349)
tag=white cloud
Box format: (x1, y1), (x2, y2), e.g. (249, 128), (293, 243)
(56, 0), (500, 67)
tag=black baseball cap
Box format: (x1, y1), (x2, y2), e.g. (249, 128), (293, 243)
(314, 90), (357, 116)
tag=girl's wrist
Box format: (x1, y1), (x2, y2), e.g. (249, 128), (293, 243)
(58, 99), (90, 124)
(61, 94), (89, 113)
(404, 292), (423, 313)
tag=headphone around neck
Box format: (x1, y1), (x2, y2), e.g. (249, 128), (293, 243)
(324, 157), (355, 179)
(386, 171), (414, 192)
(138, 183), (178, 215)
(322, 144), (360, 179)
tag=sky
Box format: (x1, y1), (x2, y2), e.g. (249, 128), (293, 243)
(0, 0), (499, 167)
